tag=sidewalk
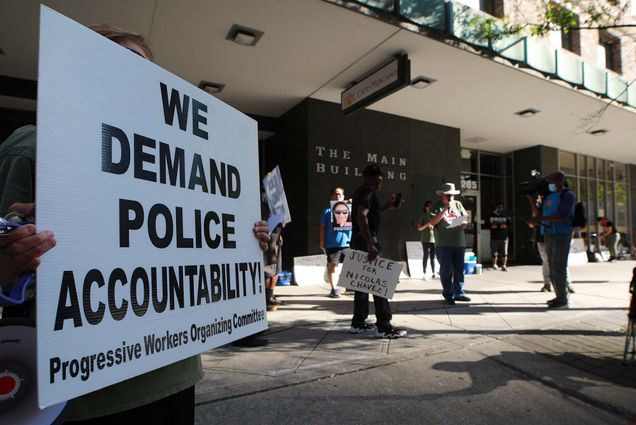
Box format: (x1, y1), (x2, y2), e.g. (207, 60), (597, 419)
(195, 260), (636, 424)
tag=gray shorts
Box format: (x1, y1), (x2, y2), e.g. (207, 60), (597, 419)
(491, 239), (508, 257)
(325, 247), (347, 264)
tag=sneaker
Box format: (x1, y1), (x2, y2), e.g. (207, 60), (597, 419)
(547, 300), (569, 309)
(501, 266), (508, 271)
(329, 288), (341, 298)
(444, 298), (456, 305)
(269, 296), (285, 306)
(423, 274), (430, 281)
(567, 285), (575, 294)
(492, 265), (499, 270)
(375, 326), (407, 339)
(432, 273), (439, 279)
(454, 295), (471, 302)
(349, 323), (374, 334)
(546, 297), (559, 305)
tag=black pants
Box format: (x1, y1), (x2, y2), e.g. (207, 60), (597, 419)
(65, 386), (194, 425)
(422, 242), (436, 273)
(350, 238), (392, 331)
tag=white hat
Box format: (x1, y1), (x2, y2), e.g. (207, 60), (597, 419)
(436, 183), (460, 195)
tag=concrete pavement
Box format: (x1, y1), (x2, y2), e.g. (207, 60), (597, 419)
(194, 260), (636, 424)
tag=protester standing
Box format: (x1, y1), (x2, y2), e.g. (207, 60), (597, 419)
(417, 201), (437, 279)
(488, 204), (511, 271)
(430, 183), (471, 305)
(320, 187), (351, 297)
(349, 164), (406, 339)
(529, 171), (576, 309)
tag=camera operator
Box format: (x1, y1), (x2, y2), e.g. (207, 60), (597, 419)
(528, 171), (576, 309)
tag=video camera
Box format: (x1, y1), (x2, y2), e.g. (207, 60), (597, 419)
(519, 170), (550, 197)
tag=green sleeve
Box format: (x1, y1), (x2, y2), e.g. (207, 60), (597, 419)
(0, 154), (35, 214)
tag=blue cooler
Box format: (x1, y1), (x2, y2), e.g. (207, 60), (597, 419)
(464, 261), (477, 275)
(277, 271), (292, 286)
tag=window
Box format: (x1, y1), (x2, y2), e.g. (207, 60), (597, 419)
(480, 152), (501, 175)
(550, 3), (580, 54)
(599, 30), (622, 74)
(596, 158), (605, 180)
(480, 0), (504, 17)
(615, 163), (626, 182)
(559, 151), (576, 175)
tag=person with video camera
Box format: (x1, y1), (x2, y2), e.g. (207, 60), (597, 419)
(528, 171), (576, 309)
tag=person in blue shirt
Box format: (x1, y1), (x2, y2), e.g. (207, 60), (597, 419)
(529, 171), (575, 309)
(319, 187), (351, 298)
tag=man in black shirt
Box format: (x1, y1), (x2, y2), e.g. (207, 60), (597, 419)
(488, 204), (511, 271)
(349, 164), (406, 339)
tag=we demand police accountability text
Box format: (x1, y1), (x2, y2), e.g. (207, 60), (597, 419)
(49, 308), (266, 384)
(52, 82), (263, 331)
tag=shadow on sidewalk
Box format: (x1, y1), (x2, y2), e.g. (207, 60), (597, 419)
(431, 350), (636, 399)
(274, 299), (627, 316)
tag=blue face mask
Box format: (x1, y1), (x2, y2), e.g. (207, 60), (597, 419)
(548, 183), (557, 192)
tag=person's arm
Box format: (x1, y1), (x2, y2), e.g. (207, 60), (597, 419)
(417, 216), (432, 231)
(356, 204), (379, 261)
(380, 194), (399, 214)
(319, 224), (326, 250)
(429, 205), (447, 226)
(529, 192), (574, 224)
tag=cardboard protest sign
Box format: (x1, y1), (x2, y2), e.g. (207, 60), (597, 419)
(337, 250), (402, 299)
(330, 200), (352, 232)
(35, 6), (266, 407)
(262, 166), (291, 227)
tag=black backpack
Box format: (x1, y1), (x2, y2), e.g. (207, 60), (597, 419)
(572, 202), (587, 228)
(560, 190), (586, 228)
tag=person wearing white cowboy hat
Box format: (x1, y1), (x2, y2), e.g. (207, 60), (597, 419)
(429, 182), (471, 305)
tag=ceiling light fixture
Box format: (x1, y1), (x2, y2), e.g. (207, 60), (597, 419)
(589, 129), (609, 136)
(515, 108), (540, 118)
(198, 80), (225, 95)
(411, 76), (435, 89)
(226, 24), (264, 47)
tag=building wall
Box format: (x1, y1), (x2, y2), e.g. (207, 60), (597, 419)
(270, 98), (461, 266)
(501, 0), (636, 79)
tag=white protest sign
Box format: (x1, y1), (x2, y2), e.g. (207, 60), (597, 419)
(35, 6), (266, 407)
(262, 166), (291, 225)
(406, 241), (439, 279)
(336, 250), (402, 299)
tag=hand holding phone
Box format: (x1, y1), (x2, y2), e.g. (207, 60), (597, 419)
(393, 192), (402, 208)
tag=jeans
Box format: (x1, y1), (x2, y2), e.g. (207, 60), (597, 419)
(435, 246), (466, 300)
(607, 233), (621, 259)
(545, 233), (572, 303)
(350, 239), (393, 331)
(422, 242), (436, 274)
(537, 242), (571, 288)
